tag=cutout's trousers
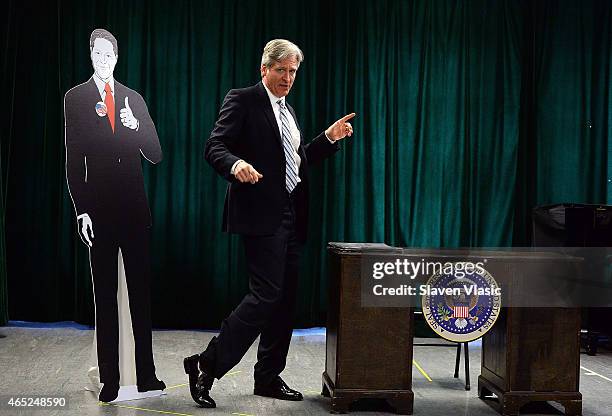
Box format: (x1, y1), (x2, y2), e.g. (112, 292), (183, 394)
(90, 221), (156, 386)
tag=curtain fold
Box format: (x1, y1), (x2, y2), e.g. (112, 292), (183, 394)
(1, 0), (609, 328)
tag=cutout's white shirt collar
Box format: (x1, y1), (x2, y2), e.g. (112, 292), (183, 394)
(93, 75), (115, 100)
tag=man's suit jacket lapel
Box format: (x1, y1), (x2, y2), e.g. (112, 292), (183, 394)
(256, 82), (282, 148)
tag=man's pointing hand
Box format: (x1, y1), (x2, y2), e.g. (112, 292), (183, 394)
(325, 112), (356, 141)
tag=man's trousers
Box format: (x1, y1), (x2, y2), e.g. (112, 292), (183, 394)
(201, 197), (302, 386)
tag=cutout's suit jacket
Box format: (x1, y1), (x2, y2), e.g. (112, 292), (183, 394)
(65, 78), (162, 227)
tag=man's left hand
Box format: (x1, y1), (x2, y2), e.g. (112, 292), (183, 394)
(120, 96), (139, 130)
(325, 113), (356, 141)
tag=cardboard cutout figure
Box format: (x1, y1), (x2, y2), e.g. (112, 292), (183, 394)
(64, 28), (165, 403)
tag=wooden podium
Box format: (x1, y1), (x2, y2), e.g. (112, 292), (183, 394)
(323, 243), (414, 414)
(323, 243), (583, 415)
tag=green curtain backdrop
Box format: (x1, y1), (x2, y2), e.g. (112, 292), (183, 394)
(1, 0), (610, 328)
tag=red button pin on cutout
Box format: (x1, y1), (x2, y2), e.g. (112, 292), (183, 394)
(95, 101), (108, 117)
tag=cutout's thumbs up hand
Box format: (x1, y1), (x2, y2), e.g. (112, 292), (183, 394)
(120, 96), (139, 130)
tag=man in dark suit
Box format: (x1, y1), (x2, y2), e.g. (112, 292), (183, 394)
(184, 39), (355, 408)
(64, 28), (165, 402)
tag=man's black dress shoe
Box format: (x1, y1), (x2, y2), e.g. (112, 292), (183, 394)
(138, 377), (166, 392)
(98, 383), (119, 403)
(254, 376), (303, 401)
(183, 354), (216, 408)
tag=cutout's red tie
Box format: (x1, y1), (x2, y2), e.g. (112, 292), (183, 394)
(104, 83), (115, 132)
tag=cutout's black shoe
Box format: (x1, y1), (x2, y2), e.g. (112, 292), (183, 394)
(137, 377), (166, 392)
(254, 376), (303, 401)
(183, 354), (216, 408)
(98, 383), (119, 403)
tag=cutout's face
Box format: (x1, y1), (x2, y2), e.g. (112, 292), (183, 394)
(261, 56), (299, 98)
(91, 38), (117, 80)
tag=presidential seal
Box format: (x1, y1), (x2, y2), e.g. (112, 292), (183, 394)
(422, 263), (501, 343)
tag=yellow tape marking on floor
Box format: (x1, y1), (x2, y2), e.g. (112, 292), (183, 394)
(99, 402), (194, 416)
(581, 365), (612, 383)
(226, 370), (242, 376)
(412, 359), (433, 382)
(305, 390), (320, 394)
(231, 413), (255, 416)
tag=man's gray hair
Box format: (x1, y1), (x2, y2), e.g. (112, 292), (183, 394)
(261, 39), (304, 67)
